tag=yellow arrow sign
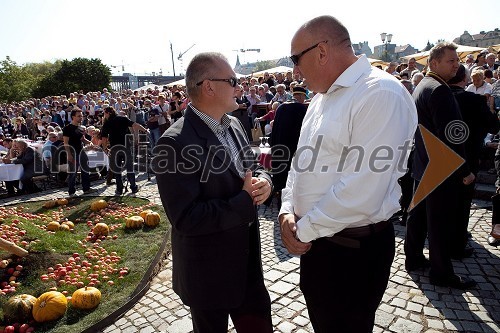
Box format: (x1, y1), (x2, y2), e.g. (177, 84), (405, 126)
(408, 124), (465, 211)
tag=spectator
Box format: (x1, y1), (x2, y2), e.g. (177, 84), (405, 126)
(3, 139), (43, 194)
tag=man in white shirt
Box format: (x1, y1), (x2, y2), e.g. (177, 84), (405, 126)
(279, 15), (417, 332)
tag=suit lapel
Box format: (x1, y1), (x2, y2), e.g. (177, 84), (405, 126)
(228, 121), (255, 171)
(185, 107), (242, 178)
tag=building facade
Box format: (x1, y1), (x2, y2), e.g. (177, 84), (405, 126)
(453, 29), (500, 48)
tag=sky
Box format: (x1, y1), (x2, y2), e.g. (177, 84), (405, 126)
(0, 0), (498, 76)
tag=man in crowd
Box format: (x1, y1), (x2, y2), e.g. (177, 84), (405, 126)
(3, 139), (44, 195)
(405, 42), (477, 289)
(100, 106), (149, 196)
(279, 16), (417, 332)
(63, 109), (97, 196)
(153, 52), (273, 333)
(270, 86), (308, 206)
(448, 64), (499, 257)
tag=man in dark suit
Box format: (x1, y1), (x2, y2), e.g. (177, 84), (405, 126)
(3, 139), (44, 194)
(448, 64), (500, 258)
(404, 42), (476, 289)
(270, 86), (308, 204)
(153, 52), (273, 333)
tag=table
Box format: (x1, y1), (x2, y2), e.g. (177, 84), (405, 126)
(252, 147), (271, 169)
(86, 151), (109, 169)
(0, 163), (23, 182)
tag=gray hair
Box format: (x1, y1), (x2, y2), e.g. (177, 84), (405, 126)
(185, 52), (229, 101)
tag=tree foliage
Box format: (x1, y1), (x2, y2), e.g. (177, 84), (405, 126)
(0, 57), (37, 103)
(253, 60), (278, 73)
(0, 56), (111, 102)
(34, 58), (111, 97)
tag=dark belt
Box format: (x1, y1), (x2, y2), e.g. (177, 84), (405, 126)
(323, 219), (391, 249)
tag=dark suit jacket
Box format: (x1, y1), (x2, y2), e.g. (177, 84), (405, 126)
(153, 106), (271, 309)
(270, 101), (307, 191)
(412, 76), (470, 181)
(13, 146), (43, 180)
(451, 85), (500, 174)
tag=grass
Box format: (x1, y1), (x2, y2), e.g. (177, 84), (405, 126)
(0, 196), (170, 332)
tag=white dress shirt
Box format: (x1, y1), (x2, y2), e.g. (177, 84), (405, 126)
(279, 55), (418, 243)
(465, 82), (492, 96)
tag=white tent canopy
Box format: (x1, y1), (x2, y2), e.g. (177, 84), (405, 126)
(402, 45), (486, 66)
(248, 66), (294, 77)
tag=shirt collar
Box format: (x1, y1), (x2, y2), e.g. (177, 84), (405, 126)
(190, 103), (231, 135)
(326, 54), (371, 94)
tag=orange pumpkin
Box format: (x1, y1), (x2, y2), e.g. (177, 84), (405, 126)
(57, 198), (68, 206)
(125, 216), (143, 229)
(47, 222), (61, 232)
(140, 209), (154, 220)
(43, 200), (58, 209)
(93, 223), (109, 236)
(32, 291), (67, 322)
(3, 294), (37, 323)
(144, 212), (160, 227)
(71, 287), (101, 310)
(90, 200), (108, 211)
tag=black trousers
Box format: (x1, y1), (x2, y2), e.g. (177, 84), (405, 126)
(451, 181), (474, 255)
(405, 179), (459, 281)
(189, 222), (272, 333)
(300, 222), (395, 333)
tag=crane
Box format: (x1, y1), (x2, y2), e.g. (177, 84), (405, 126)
(178, 44), (196, 61)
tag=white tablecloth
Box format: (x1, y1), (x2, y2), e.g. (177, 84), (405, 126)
(0, 163), (23, 181)
(86, 151), (109, 169)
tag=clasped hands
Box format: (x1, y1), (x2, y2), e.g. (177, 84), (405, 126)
(242, 170), (271, 206)
(279, 213), (311, 256)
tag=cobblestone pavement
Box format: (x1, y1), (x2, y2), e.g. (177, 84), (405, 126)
(1, 174), (499, 333)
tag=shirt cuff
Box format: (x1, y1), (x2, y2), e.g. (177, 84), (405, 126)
(295, 215), (320, 243)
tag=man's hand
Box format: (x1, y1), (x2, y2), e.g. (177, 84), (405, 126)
(251, 176), (271, 205)
(279, 213), (311, 255)
(67, 154), (75, 164)
(463, 172), (475, 185)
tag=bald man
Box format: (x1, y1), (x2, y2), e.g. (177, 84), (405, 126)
(279, 16), (417, 332)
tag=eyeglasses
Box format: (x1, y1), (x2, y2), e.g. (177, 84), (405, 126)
(290, 40), (328, 66)
(196, 77), (238, 88)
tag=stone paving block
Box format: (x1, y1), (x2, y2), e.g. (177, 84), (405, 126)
(390, 297), (407, 308)
(378, 303), (395, 314)
(277, 321), (296, 333)
(423, 307), (440, 318)
(407, 302), (423, 313)
(174, 308), (189, 317)
(269, 280), (296, 294)
(103, 325), (119, 333)
(411, 295), (429, 305)
(292, 315), (309, 327)
(389, 318), (424, 333)
(443, 319), (462, 331)
(166, 317), (192, 333)
(460, 321), (482, 332)
(277, 297), (293, 306)
(264, 269), (285, 282)
(393, 308), (409, 318)
(427, 318), (444, 330)
(139, 326), (157, 333)
(375, 310), (396, 327)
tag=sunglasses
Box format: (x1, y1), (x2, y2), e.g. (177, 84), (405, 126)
(290, 40), (328, 66)
(196, 77), (238, 88)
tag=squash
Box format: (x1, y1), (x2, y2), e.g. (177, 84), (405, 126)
(71, 287), (101, 310)
(140, 209), (154, 220)
(59, 224), (71, 232)
(125, 216), (143, 229)
(47, 222), (61, 232)
(144, 212), (160, 227)
(3, 294), (37, 323)
(90, 200), (108, 211)
(61, 221), (75, 229)
(93, 223), (109, 236)
(43, 200), (58, 209)
(57, 198), (68, 206)
(32, 291), (67, 323)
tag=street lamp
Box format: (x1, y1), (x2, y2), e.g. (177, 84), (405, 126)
(380, 33), (393, 61)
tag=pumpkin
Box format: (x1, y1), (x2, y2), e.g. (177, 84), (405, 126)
(71, 287), (101, 310)
(93, 223), (109, 236)
(47, 222), (61, 232)
(32, 291), (67, 323)
(57, 198), (68, 206)
(125, 216), (143, 229)
(59, 224), (71, 232)
(61, 221), (75, 229)
(144, 212), (160, 227)
(3, 294), (37, 323)
(43, 200), (58, 209)
(90, 200), (108, 211)
(140, 209), (154, 220)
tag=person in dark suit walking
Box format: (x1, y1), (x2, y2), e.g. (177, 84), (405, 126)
(404, 42), (477, 289)
(270, 86), (308, 203)
(152, 52), (273, 333)
(448, 64), (500, 257)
